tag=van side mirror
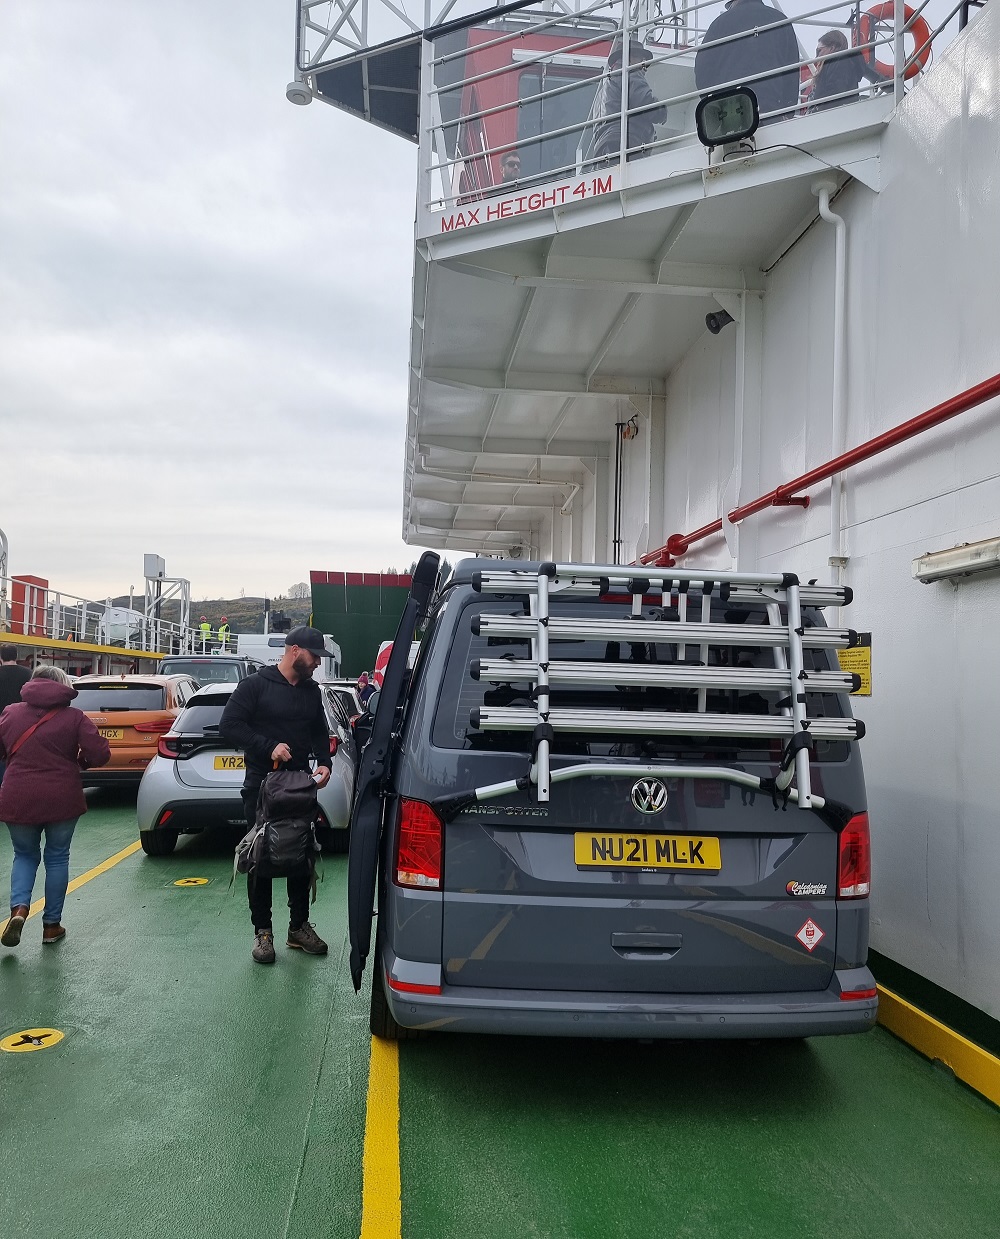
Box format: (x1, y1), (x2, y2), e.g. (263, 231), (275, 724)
(366, 689), (380, 716)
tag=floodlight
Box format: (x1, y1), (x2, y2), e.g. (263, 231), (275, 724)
(696, 87), (759, 149)
(912, 537), (1000, 583)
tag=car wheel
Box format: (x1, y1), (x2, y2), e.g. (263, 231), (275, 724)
(369, 964), (425, 1041)
(140, 829), (179, 857)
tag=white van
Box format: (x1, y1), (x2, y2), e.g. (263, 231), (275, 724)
(236, 633), (342, 681)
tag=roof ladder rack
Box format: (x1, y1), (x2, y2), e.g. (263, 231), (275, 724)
(468, 562), (864, 809)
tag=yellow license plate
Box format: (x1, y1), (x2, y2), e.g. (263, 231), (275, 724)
(214, 755), (245, 770)
(574, 832), (721, 871)
(98, 728), (124, 740)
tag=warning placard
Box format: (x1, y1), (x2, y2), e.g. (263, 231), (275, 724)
(837, 633), (872, 696)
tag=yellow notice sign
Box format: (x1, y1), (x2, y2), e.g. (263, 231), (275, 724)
(838, 638), (872, 696)
(1, 1028), (65, 1053)
(173, 877), (210, 887)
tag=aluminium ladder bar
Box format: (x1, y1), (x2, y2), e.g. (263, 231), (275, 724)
(469, 563), (864, 809)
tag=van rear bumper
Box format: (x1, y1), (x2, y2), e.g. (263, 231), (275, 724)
(382, 953), (878, 1039)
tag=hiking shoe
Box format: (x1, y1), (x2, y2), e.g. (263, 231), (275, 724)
(252, 930), (276, 964)
(286, 923), (328, 955)
(2, 906), (29, 948)
(42, 923), (67, 945)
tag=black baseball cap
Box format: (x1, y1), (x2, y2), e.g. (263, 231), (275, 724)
(285, 626), (328, 656)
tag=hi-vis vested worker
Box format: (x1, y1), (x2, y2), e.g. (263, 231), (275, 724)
(199, 617), (212, 648)
(217, 618), (230, 650)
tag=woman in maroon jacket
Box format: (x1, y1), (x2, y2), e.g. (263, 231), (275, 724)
(0, 666), (110, 947)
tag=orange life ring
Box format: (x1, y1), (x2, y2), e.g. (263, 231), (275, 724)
(855, 3), (932, 81)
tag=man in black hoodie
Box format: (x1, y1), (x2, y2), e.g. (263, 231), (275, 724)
(695, 0), (801, 125)
(221, 626), (333, 964)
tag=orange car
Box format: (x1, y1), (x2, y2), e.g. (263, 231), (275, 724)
(73, 674), (200, 785)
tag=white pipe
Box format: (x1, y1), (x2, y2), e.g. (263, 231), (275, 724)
(814, 180), (847, 585)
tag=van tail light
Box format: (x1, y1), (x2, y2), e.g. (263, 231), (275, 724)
(157, 735), (182, 759)
(135, 719), (174, 734)
(329, 736), (339, 756)
(387, 976), (442, 996)
(839, 987), (878, 1001)
(838, 812), (871, 898)
(395, 798), (442, 889)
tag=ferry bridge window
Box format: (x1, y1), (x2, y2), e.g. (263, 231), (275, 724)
(517, 68), (600, 180)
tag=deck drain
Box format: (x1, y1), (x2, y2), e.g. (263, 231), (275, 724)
(1, 1027), (65, 1053)
(171, 877), (212, 888)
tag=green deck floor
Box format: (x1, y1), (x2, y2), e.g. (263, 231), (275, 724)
(2, 795), (999, 1239)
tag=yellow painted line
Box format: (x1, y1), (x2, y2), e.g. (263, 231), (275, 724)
(0, 632), (162, 659)
(877, 985), (1000, 1107)
(360, 1036), (402, 1239)
(0, 840), (142, 934)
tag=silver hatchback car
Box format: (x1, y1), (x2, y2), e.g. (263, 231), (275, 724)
(137, 683), (354, 856)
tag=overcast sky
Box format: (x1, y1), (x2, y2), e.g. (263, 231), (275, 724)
(0, 0), (426, 603)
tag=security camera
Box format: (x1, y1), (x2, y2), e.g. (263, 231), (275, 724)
(706, 309), (735, 335)
(285, 81), (313, 106)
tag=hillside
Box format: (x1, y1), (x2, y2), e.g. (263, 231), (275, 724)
(112, 596), (312, 634)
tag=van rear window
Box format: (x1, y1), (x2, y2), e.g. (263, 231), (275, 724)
(431, 597), (847, 761)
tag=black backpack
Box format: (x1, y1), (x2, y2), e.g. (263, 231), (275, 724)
(235, 770), (321, 879)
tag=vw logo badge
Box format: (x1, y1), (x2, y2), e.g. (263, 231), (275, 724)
(631, 778), (668, 814)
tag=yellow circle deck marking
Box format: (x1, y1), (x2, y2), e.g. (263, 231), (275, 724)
(173, 877), (210, 886)
(1, 1028), (65, 1053)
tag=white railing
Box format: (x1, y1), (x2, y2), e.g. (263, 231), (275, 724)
(0, 575), (202, 657)
(414, 0), (968, 233)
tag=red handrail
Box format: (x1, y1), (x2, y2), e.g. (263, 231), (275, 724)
(639, 372), (1000, 566)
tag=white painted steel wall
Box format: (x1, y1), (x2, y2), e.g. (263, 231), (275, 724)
(636, 6), (1000, 1019)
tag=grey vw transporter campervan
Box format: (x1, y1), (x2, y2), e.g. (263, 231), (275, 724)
(348, 555), (876, 1042)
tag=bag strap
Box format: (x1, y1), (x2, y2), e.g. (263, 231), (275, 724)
(8, 708), (61, 758)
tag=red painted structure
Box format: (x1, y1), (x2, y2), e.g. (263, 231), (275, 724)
(640, 372), (1000, 566)
(451, 17), (614, 197)
(10, 575), (48, 636)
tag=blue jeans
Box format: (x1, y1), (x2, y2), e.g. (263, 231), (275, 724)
(6, 819), (78, 924)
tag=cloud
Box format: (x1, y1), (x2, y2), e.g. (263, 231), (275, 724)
(0, 0), (431, 599)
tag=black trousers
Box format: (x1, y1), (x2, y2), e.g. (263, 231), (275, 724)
(242, 778), (310, 933)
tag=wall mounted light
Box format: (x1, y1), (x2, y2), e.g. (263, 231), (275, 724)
(912, 536), (1000, 583)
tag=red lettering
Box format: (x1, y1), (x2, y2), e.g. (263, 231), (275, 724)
(467, 208), (480, 225)
(594, 175), (613, 195)
(515, 195), (528, 214)
(441, 215), (456, 232)
(500, 200), (513, 218)
(528, 193), (542, 211)
(486, 203), (501, 221)
(573, 180), (587, 199)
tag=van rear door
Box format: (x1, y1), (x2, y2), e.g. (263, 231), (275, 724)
(440, 773), (838, 994)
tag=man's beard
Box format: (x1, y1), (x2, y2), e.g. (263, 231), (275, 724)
(293, 655), (315, 679)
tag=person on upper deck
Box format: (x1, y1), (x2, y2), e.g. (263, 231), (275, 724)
(806, 29), (864, 112)
(695, 0), (801, 125)
(0, 665), (110, 949)
(591, 37), (668, 161)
